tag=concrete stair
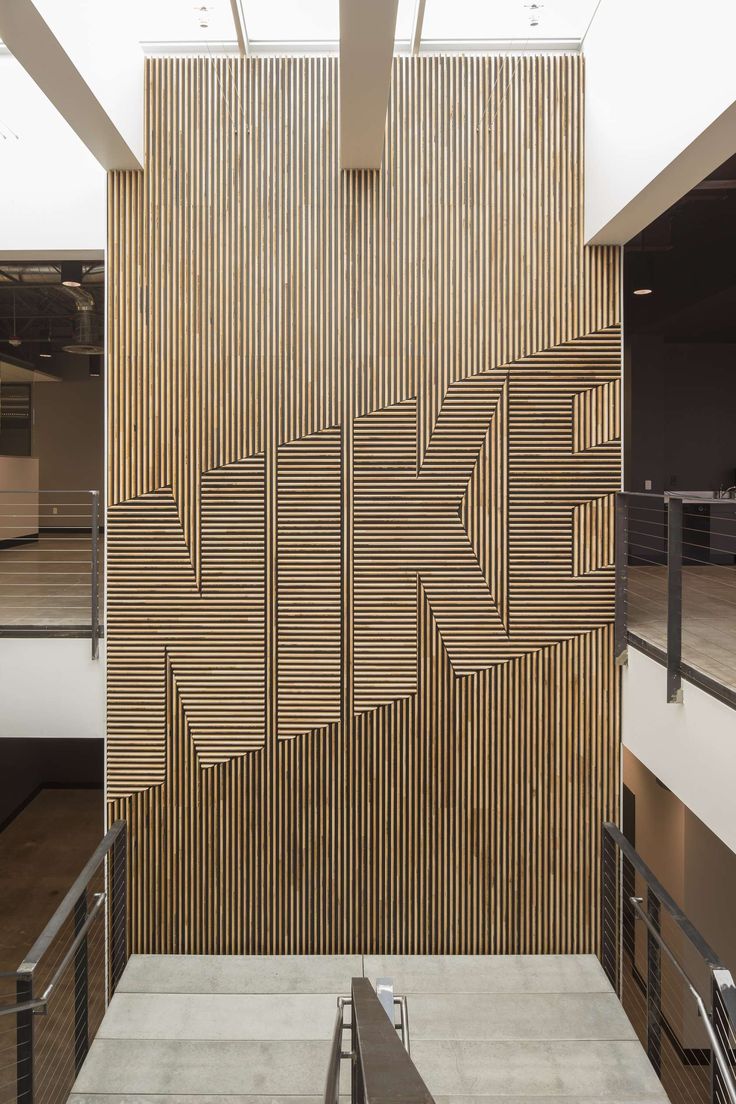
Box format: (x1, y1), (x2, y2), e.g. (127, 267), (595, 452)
(69, 954), (669, 1104)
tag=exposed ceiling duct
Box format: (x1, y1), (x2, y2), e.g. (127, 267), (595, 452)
(63, 299), (104, 356)
(59, 283), (103, 354)
(0, 261), (104, 358)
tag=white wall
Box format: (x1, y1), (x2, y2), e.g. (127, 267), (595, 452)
(0, 638), (105, 739)
(623, 646), (736, 853)
(584, 0), (736, 244)
(0, 50), (105, 257)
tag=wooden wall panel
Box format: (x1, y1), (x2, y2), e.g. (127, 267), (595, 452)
(107, 54), (622, 954)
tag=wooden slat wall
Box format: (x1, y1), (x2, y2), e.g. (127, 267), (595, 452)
(107, 54), (622, 954)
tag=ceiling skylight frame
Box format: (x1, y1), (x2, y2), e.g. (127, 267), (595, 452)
(134, 0), (590, 57)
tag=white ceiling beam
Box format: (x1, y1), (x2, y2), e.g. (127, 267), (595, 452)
(229, 0), (250, 56)
(410, 0), (426, 54)
(0, 0), (143, 170)
(339, 0), (399, 170)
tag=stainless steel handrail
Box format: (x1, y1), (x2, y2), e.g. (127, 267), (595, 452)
(324, 997), (348, 1104)
(604, 822), (724, 964)
(350, 978), (434, 1104)
(19, 822), (124, 972)
(0, 821), (128, 1104)
(324, 987), (415, 1104)
(629, 895), (736, 1104)
(0, 893), (105, 1017)
(603, 822), (736, 1104)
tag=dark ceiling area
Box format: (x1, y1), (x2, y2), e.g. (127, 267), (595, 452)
(625, 152), (736, 496)
(0, 261), (104, 372)
(625, 154), (736, 343)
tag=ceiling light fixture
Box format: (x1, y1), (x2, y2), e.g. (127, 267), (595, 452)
(60, 260), (83, 288)
(39, 351), (52, 358)
(525, 2), (543, 27)
(633, 287), (653, 296)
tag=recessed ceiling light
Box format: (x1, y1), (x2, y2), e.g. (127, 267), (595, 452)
(633, 287), (653, 296)
(39, 352), (52, 358)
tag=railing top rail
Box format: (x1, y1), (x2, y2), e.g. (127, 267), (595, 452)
(603, 822), (724, 968)
(617, 491), (666, 499)
(351, 977), (434, 1104)
(618, 490), (736, 506)
(17, 820), (125, 975)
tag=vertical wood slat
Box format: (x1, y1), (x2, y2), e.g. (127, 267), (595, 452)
(107, 55), (622, 955)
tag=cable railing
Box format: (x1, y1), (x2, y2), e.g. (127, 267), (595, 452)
(0, 490), (102, 658)
(325, 978), (426, 1104)
(615, 491), (736, 705)
(0, 822), (127, 1104)
(601, 823), (736, 1104)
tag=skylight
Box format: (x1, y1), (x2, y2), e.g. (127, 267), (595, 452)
(137, 0), (238, 44)
(134, 0), (599, 52)
(244, 0), (338, 43)
(422, 0), (599, 42)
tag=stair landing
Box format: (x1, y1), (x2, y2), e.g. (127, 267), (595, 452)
(69, 954), (669, 1104)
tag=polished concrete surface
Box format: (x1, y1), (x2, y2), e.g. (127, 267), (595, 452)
(0, 787), (103, 973)
(71, 954), (669, 1104)
(628, 564), (736, 692)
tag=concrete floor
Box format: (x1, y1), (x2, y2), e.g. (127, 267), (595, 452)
(70, 954), (669, 1104)
(628, 564), (736, 692)
(0, 788), (104, 973)
(0, 534), (102, 627)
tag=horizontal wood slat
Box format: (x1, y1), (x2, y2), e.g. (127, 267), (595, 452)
(107, 54), (621, 954)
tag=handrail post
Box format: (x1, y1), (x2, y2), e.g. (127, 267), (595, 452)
(351, 990), (362, 1104)
(712, 973), (722, 1104)
(110, 825), (127, 994)
(600, 827), (618, 990)
(667, 495), (683, 703)
(74, 892), (89, 1073)
(614, 493), (628, 666)
(90, 490), (100, 660)
(16, 971), (33, 1104)
(646, 889), (662, 1077)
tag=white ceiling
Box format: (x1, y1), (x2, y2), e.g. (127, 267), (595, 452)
(134, 0), (599, 48)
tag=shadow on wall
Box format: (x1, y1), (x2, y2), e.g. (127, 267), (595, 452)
(0, 736), (103, 830)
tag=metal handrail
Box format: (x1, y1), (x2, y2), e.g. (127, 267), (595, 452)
(324, 987), (413, 1104)
(615, 490), (736, 706)
(604, 823), (723, 965)
(0, 893), (105, 1016)
(629, 895), (736, 1104)
(324, 997), (349, 1104)
(602, 822), (736, 1104)
(350, 978), (434, 1104)
(20, 821), (124, 973)
(0, 821), (128, 1104)
(0, 486), (102, 658)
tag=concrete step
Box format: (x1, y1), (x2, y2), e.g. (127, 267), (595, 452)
(117, 953), (362, 994)
(69, 954), (669, 1104)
